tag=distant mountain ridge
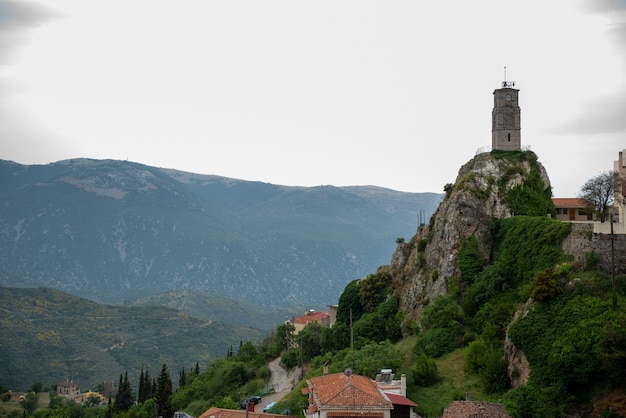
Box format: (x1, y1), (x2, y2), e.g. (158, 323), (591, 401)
(0, 158), (442, 307)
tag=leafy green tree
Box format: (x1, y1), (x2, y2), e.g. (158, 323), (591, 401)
(359, 272), (392, 313)
(28, 382), (43, 394)
(413, 328), (459, 358)
(353, 296), (402, 344)
(237, 341), (258, 363)
(320, 321), (350, 353)
(346, 340), (404, 378)
(579, 170), (618, 222)
(336, 280), (364, 325)
(21, 392), (37, 415)
(530, 266), (563, 301)
(268, 322), (295, 356)
(412, 353), (439, 387)
(598, 322), (626, 386)
(156, 364), (174, 418)
(299, 322), (322, 363)
(421, 295), (464, 330)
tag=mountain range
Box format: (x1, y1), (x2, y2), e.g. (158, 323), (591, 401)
(0, 158), (442, 308)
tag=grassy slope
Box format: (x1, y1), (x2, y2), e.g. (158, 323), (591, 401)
(397, 336), (497, 418)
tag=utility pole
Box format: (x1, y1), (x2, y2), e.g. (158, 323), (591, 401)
(611, 208), (616, 308)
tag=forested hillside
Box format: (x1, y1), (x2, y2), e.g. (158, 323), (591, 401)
(0, 287), (264, 390)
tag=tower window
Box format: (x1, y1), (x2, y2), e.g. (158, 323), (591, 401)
(507, 133), (511, 142)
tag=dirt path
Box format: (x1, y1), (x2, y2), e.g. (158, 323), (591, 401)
(256, 358), (302, 412)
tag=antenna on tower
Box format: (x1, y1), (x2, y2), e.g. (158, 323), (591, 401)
(502, 66), (515, 88)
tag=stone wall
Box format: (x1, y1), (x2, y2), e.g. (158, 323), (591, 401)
(562, 223), (626, 274)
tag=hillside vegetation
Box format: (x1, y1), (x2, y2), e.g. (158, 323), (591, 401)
(0, 287), (264, 390)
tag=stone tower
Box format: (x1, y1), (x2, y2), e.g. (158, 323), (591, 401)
(492, 80), (521, 151)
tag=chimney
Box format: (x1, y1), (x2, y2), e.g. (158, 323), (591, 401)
(401, 374), (406, 397)
(466, 392), (471, 401)
(323, 362), (329, 375)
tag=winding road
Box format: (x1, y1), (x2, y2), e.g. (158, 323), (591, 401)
(255, 358), (302, 412)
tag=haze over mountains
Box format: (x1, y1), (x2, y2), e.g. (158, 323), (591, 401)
(0, 158), (442, 308)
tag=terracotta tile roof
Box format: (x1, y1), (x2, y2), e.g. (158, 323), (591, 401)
(385, 393), (417, 407)
(443, 400), (510, 417)
(552, 198), (592, 208)
(326, 413), (384, 418)
(307, 373), (392, 409)
(198, 407), (291, 418)
(293, 311), (330, 324)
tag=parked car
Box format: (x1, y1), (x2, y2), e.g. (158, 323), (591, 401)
(240, 396), (263, 409)
(263, 402), (276, 413)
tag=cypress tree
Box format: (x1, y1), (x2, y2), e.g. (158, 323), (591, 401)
(144, 369), (153, 400)
(113, 371), (134, 413)
(156, 364), (174, 418)
(179, 368), (186, 387)
(138, 367), (145, 403)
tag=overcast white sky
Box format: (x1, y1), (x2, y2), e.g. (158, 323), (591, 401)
(1, 0), (625, 196)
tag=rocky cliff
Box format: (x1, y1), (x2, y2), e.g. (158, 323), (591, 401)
(385, 150), (553, 320)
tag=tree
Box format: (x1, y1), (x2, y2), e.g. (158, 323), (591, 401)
(113, 371), (134, 413)
(336, 280), (364, 325)
(156, 364), (174, 418)
(579, 171), (618, 222)
(20, 392), (37, 415)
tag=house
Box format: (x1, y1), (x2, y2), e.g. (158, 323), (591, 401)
(199, 407), (290, 418)
(552, 198), (594, 221)
(384, 393), (416, 418)
(303, 370), (394, 418)
(442, 397), (510, 418)
(373, 369), (415, 418)
(292, 310), (331, 335)
(56, 380), (80, 399)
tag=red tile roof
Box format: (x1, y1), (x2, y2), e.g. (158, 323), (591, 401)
(385, 393), (417, 407)
(199, 407), (290, 418)
(307, 373), (392, 409)
(293, 311), (330, 325)
(552, 198), (592, 208)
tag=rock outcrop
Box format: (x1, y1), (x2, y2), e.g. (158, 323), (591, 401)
(386, 151), (552, 320)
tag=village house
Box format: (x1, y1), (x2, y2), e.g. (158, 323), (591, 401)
(199, 406), (290, 418)
(292, 310), (331, 335)
(56, 380), (80, 399)
(372, 369), (416, 418)
(552, 198), (595, 222)
(303, 370), (394, 418)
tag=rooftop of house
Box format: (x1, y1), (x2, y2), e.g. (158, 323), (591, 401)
(57, 381), (79, 388)
(198, 407), (290, 418)
(552, 198), (592, 208)
(293, 310), (330, 324)
(306, 372), (392, 410)
(384, 393), (416, 407)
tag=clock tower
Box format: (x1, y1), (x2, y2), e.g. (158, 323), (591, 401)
(492, 80), (521, 151)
